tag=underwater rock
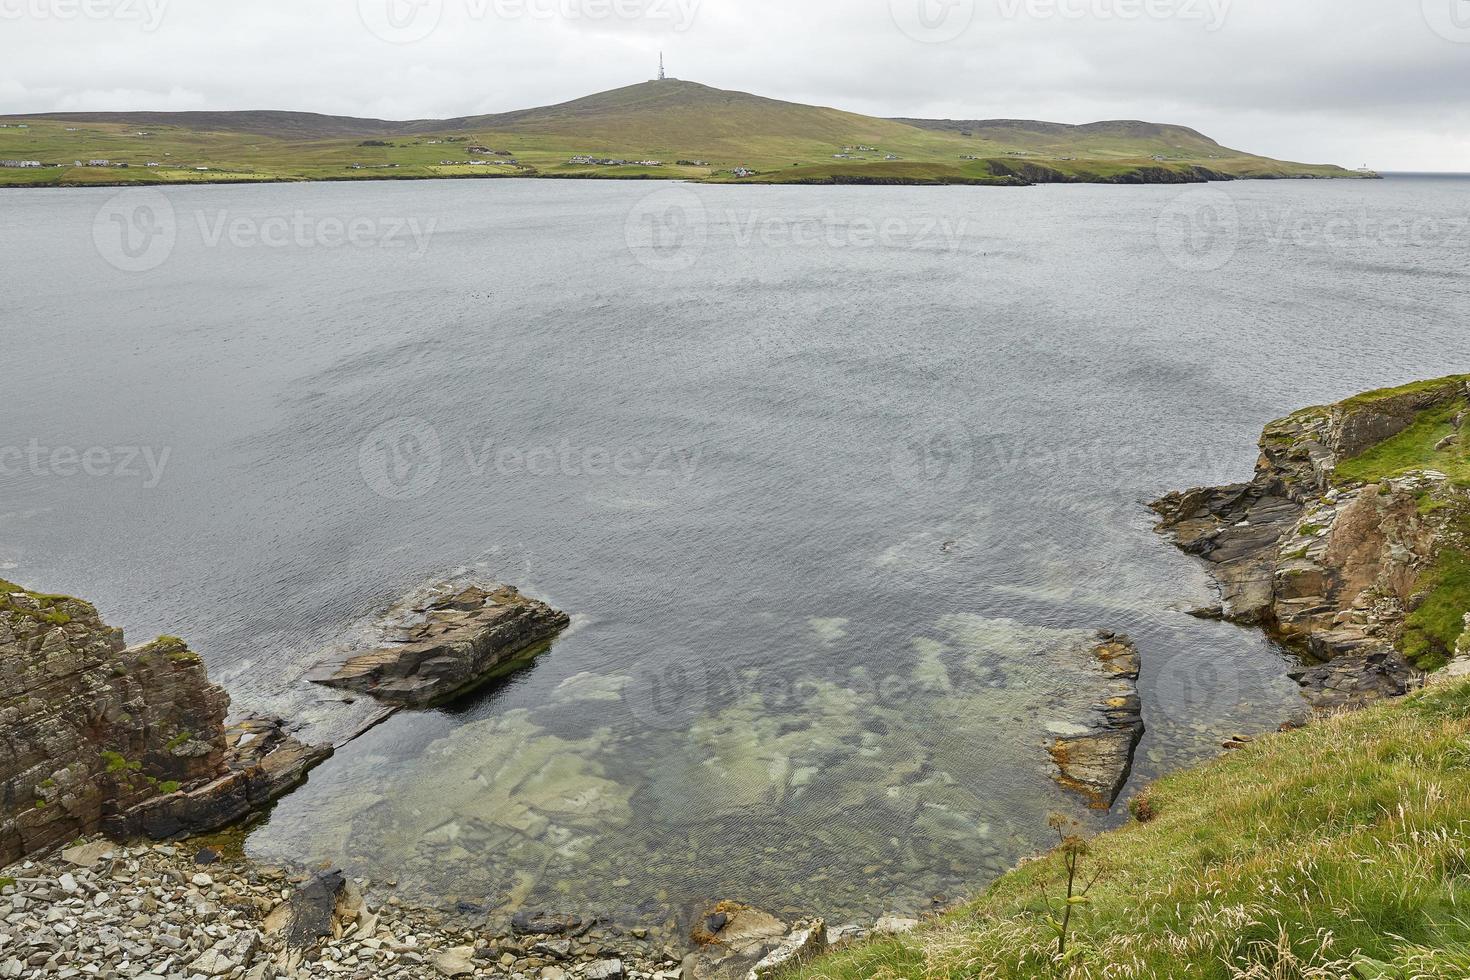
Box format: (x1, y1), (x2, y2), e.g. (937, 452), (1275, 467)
(309, 585), (570, 707)
(1047, 633), (1144, 811)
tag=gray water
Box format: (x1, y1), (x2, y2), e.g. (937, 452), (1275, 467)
(2, 174), (1467, 932)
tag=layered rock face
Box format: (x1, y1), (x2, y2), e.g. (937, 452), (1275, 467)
(309, 585), (571, 707)
(0, 582), (329, 865)
(1153, 376), (1470, 710)
(1048, 633), (1144, 810)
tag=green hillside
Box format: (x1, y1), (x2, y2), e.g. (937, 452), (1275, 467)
(0, 80), (1374, 188)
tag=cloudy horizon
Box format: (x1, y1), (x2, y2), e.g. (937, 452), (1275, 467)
(2, 0), (1468, 171)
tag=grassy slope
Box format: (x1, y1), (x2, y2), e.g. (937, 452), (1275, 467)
(788, 679), (1470, 980)
(0, 81), (1369, 188)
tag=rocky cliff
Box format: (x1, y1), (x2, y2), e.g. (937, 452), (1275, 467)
(0, 581), (329, 865)
(1153, 375), (1470, 709)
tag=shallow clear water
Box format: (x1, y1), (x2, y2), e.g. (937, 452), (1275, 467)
(2, 174), (1467, 930)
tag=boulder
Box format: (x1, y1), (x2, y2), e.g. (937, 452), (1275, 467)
(309, 585), (570, 707)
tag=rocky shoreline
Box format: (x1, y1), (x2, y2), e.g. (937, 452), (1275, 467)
(15, 375), (1468, 979)
(1153, 375), (1470, 710)
(0, 835), (921, 980)
(0, 586), (328, 868)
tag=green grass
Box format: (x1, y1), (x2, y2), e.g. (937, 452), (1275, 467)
(0, 578), (80, 626)
(1335, 399), (1470, 488)
(1404, 546), (1470, 671)
(0, 81), (1370, 188)
(787, 679), (1470, 980)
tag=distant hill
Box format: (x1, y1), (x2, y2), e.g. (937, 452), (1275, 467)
(1, 80), (1373, 187)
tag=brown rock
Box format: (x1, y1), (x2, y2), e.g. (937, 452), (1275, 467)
(1049, 635), (1145, 810)
(309, 585), (570, 707)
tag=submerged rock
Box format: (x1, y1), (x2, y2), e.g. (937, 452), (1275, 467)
(1047, 633), (1144, 810)
(309, 585), (570, 707)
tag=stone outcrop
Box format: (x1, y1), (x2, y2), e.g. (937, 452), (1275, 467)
(1153, 375), (1470, 710)
(0, 581), (330, 866)
(1048, 633), (1144, 810)
(308, 585), (571, 707)
(683, 903), (829, 980)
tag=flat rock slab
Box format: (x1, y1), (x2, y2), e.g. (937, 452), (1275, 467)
(309, 585), (570, 707)
(1048, 633), (1144, 811)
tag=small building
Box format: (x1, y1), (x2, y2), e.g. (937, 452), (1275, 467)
(0, 160), (43, 168)
(732, 167), (755, 178)
(85, 159), (110, 167)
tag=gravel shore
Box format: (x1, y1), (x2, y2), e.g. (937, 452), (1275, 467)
(1, 839), (682, 980)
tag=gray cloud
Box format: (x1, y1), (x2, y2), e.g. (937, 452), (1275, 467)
(0, 0), (1465, 170)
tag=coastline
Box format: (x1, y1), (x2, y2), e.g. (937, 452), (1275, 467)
(0, 167), (1381, 192)
(5, 374), (1467, 978)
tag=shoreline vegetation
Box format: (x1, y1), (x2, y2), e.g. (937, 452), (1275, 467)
(0, 80), (1377, 190)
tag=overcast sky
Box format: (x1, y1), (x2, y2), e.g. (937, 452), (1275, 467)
(3, 0), (1467, 170)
